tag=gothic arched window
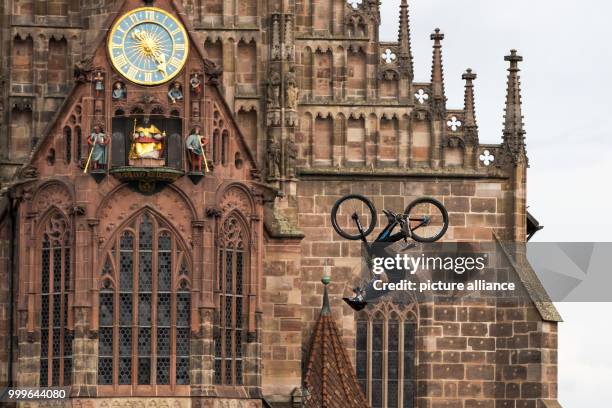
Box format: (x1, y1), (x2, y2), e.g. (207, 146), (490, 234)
(356, 310), (416, 408)
(215, 214), (248, 385)
(212, 128), (221, 164)
(75, 126), (82, 163)
(221, 129), (229, 166)
(40, 212), (73, 387)
(64, 126), (72, 164)
(98, 212), (191, 390)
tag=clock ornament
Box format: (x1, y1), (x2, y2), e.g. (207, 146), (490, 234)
(108, 7), (189, 86)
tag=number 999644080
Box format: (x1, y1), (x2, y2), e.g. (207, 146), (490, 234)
(0, 387), (70, 401)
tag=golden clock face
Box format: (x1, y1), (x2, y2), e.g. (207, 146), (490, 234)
(108, 7), (189, 86)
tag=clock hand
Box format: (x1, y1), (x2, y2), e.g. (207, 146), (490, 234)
(152, 51), (168, 77)
(132, 29), (146, 42)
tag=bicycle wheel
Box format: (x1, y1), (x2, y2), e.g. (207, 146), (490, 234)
(404, 197), (449, 243)
(331, 194), (377, 240)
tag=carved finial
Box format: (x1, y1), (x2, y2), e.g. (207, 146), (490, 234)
(321, 262), (331, 316)
(397, 0), (414, 80)
(503, 50), (526, 161)
(430, 28), (446, 104)
(462, 69), (478, 139)
(321, 274), (331, 316)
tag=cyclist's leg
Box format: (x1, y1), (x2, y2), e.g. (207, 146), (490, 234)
(361, 266), (405, 301)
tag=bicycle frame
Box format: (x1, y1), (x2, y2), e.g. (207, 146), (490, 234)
(349, 210), (416, 284)
(353, 210), (411, 251)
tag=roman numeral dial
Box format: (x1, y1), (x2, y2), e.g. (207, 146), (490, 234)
(108, 7), (189, 86)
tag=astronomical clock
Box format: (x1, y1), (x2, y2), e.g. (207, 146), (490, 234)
(108, 7), (189, 86)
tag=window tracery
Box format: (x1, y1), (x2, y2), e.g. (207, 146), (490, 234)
(40, 212), (72, 387)
(97, 212), (191, 389)
(214, 214), (248, 385)
(356, 304), (416, 408)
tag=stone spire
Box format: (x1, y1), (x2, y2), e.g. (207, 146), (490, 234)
(503, 50), (526, 159)
(397, 0), (414, 80)
(430, 28), (446, 109)
(302, 277), (369, 408)
(462, 68), (478, 143)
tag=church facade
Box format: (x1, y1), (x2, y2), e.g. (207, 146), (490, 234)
(0, 1), (563, 407)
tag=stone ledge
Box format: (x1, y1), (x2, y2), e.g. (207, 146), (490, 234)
(298, 166), (508, 180)
(264, 207), (304, 240)
(109, 166), (185, 183)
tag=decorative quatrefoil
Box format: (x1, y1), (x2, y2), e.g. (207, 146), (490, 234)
(381, 49), (397, 64)
(347, 0), (363, 9)
(447, 116), (462, 132)
(415, 89), (429, 104)
(480, 150), (495, 166)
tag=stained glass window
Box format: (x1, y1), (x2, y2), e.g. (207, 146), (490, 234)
(356, 313), (416, 408)
(403, 322), (416, 408)
(388, 319), (399, 408)
(215, 215), (247, 385)
(371, 321), (383, 408)
(39, 213), (72, 387)
(356, 321), (368, 394)
(98, 213), (190, 387)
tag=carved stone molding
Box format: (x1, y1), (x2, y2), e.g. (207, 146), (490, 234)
(219, 186), (253, 217)
(56, 399), (192, 408)
(32, 181), (73, 215)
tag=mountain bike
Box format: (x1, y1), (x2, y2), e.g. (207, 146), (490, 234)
(330, 194), (449, 310)
(331, 194), (449, 246)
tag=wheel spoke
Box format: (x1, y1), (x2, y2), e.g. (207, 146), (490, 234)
(406, 200), (448, 241)
(332, 195), (377, 240)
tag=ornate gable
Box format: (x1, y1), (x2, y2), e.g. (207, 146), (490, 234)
(19, 0), (258, 186)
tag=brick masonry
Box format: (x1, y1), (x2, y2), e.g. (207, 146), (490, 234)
(0, 0), (560, 407)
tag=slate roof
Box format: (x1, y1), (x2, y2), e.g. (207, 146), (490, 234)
(495, 235), (562, 322)
(303, 279), (370, 408)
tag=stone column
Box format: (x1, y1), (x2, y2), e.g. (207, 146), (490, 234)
(192, 218), (216, 397)
(16, 310), (38, 387)
(398, 114), (409, 168)
(18, 210), (37, 388)
(0, 220), (11, 387)
(332, 114), (345, 168)
(71, 216), (99, 397)
(191, 307), (216, 397)
(71, 307), (97, 397)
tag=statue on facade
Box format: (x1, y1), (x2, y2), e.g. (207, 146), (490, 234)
(267, 71), (282, 126)
(285, 137), (298, 178)
(190, 73), (202, 96)
(168, 82), (184, 103)
(112, 82), (126, 100)
(285, 67), (299, 127)
(129, 119), (166, 161)
(186, 126), (210, 173)
(267, 71), (281, 109)
(94, 71), (104, 97)
(84, 125), (108, 172)
(267, 139), (281, 179)
(285, 68), (299, 110)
